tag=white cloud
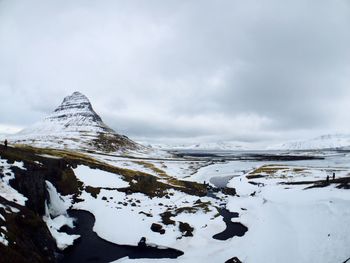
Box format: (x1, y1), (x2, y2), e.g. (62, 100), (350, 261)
(0, 0), (349, 144)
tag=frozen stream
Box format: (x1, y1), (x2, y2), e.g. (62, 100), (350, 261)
(60, 210), (183, 263)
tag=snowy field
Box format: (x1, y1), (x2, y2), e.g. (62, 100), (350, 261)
(1, 149), (350, 262)
(67, 150), (350, 263)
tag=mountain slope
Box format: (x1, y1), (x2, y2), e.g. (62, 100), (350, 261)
(273, 134), (350, 150)
(11, 92), (143, 153)
(151, 141), (261, 151)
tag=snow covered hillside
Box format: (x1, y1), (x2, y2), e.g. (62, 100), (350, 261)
(151, 141), (261, 151)
(9, 92), (151, 155)
(271, 134), (350, 150)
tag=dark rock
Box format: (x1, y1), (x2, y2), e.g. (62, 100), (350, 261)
(179, 222), (194, 237)
(160, 211), (175, 225)
(0, 197), (56, 263)
(10, 166), (47, 215)
(194, 199), (202, 204)
(138, 237), (147, 248)
(151, 223), (165, 235)
(139, 211), (152, 217)
(225, 256), (242, 263)
(222, 187), (236, 196)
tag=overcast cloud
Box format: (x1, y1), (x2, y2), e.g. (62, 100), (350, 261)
(0, 0), (349, 144)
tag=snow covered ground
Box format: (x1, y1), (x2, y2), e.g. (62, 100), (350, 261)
(88, 152), (208, 180)
(2, 147), (350, 262)
(0, 158), (29, 247)
(0, 158), (27, 206)
(65, 151), (350, 263)
(74, 165), (130, 188)
(226, 175), (350, 263)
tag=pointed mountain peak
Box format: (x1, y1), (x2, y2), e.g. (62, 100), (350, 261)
(54, 91), (93, 113)
(63, 91), (89, 104)
(50, 91), (103, 124)
(9, 91), (169, 156)
(13, 92), (143, 153)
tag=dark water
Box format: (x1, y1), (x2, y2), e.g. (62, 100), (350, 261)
(210, 175), (235, 188)
(213, 208), (248, 241)
(173, 149), (324, 161)
(59, 210), (183, 263)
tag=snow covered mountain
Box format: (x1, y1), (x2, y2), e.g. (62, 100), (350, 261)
(272, 134), (350, 150)
(151, 141), (261, 151)
(11, 92), (143, 153)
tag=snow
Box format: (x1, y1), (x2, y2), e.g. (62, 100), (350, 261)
(272, 134), (350, 150)
(225, 183), (350, 263)
(73, 187), (224, 250)
(3, 138), (349, 262)
(44, 212), (79, 250)
(86, 153), (204, 181)
(37, 154), (62, 159)
(0, 231), (8, 246)
(12, 161), (26, 170)
(88, 154), (350, 263)
(189, 161), (248, 185)
(150, 141), (264, 151)
(43, 181), (80, 250)
(150, 133), (350, 151)
(74, 165), (129, 188)
(16, 92), (110, 137)
(151, 160), (206, 180)
(0, 208), (9, 246)
(0, 158), (28, 206)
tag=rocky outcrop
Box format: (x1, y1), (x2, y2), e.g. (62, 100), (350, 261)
(0, 146), (83, 262)
(0, 197), (57, 263)
(10, 165), (48, 215)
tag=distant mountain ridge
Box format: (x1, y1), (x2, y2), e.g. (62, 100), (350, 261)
(152, 134), (350, 151)
(11, 91), (143, 153)
(272, 134), (350, 150)
(151, 141), (261, 151)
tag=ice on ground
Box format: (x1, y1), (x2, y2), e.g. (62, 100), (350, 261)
(74, 165), (129, 188)
(43, 181), (79, 250)
(44, 210), (79, 250)
(46, 181), (72, 217)
(187, 159), (284, 185)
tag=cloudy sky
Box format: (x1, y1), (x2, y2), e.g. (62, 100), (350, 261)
(0, 0), (349, 145)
